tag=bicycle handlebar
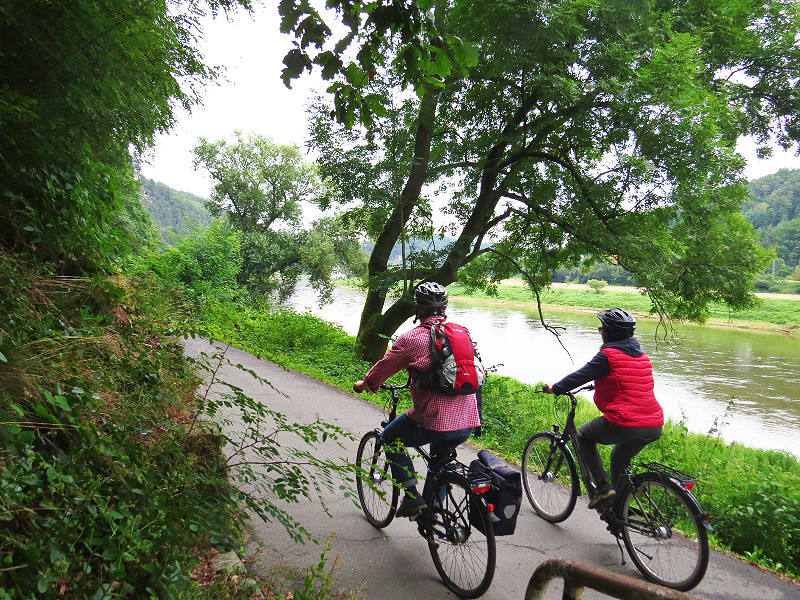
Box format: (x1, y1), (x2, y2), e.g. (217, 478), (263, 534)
(353, 375), (412, 394)
(537, 383), (595, 394)
(380, 376), (411, 392)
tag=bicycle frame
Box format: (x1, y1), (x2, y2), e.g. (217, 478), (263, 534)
(546, 385), (598, 498)
(376, 378), (492, 493)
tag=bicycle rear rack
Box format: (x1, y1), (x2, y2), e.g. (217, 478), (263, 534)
(438, 459), (493, 487)
(638, 462), (697, 484)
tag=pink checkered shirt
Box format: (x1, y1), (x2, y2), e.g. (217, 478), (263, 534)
(363, 316), (481, 431)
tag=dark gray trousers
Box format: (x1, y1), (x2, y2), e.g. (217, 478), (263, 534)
(577, 416), (662, 490)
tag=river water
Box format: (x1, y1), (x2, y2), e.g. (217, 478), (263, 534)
(285, 284), (800, 457)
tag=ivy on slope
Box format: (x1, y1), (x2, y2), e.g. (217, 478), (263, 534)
(0, 253), (242, 599)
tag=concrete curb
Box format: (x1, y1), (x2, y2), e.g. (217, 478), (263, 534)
(212, 551), (265, 599)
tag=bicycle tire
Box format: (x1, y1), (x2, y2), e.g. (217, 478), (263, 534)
(521, 432), (579, 522)
(355, 430), (398, 528)
(425, 472), (496, 598)
(620, 473), (709, 591)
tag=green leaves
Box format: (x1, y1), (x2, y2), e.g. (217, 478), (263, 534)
(0, 0), (253, 271)
(278, 0), (480, 127)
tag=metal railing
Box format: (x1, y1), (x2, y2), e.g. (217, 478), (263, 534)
(525, 558), (704, 600)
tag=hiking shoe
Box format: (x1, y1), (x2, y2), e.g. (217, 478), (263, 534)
(396, 494), (427, 519)
(588, 483), (616, 510)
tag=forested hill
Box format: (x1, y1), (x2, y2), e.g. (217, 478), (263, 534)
(745, 168), (800, 270)
(138, 167), (800, 269)
(138, 177), (210, 244)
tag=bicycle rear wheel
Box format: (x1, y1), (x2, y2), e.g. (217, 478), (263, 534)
(521, 432), (579, 522)
(426, 472), (496, 598)
(620, 474), (709, 591)
(355, 430), (398, 528)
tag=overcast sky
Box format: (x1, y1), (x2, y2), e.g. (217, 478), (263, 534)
(140, 5), (799, 199)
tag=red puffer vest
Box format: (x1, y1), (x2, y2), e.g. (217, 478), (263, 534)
(593, 347), (664, 428)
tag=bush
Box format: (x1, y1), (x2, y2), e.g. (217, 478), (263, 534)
(0, 257), (242, 598)
(586, 279), (608, 293)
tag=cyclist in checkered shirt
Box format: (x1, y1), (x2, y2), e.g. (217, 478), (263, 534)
(353, 282), (481, 519)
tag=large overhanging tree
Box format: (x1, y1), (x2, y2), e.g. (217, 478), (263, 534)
(288, 0), (800, 361)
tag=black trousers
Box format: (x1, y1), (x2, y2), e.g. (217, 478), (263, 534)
(577, 416), (662, 490)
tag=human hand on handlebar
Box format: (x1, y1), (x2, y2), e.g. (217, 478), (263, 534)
(353, 379), (369, 393)
(542, 384), (554, 394)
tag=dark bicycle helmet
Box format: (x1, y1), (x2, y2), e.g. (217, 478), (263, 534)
(414, 281), (448, 308)
(598, 307), (636, 338)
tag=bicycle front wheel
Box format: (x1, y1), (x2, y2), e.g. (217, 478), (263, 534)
(620, 474), (709, 591)
(426, 472), (496, 598)
(355, 430), (398, 528)
(521, 432), (579, 522)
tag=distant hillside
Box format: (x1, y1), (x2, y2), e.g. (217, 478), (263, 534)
(360, 235), (459, 264)
(745, 168), (800, 269)
(138, 177), (211, 244)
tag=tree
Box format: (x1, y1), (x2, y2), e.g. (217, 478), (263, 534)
(587, 280), (608, 294)
(763, 218), (800, 269)
(193, 131), (323, 231)
(193, 132), (366, 300)
(0, 0), (251, 271)
(305, 0), (798, 361)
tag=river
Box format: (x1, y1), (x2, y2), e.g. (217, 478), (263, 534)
(285, 283), (800, 457)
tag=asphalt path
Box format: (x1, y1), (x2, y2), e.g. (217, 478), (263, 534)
(184, 338), (800, 600)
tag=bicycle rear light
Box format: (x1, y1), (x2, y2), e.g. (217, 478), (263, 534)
(472, 484), (491, 494)
(685, 481), (694, 491)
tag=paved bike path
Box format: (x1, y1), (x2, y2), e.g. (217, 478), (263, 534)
(184, 338), (800, 600)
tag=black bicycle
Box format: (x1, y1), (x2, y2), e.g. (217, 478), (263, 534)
(354, 378), (497, 598)
(521, 384), (712, 591)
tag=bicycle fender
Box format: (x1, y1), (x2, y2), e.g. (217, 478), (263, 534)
(682, 492), (714, 533)
(555, 440), (582, 497)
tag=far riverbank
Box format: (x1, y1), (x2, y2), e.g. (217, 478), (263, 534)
(445, 280), (800, 334)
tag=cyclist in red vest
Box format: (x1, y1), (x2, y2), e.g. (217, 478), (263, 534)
(543, 308), (664, 509)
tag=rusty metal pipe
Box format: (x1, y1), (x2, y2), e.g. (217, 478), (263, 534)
(525, 558), (704, 600)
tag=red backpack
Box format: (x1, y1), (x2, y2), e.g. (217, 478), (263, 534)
(417, 319), (486, 396)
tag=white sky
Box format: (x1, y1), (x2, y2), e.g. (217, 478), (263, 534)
(140, 6), (799, 199)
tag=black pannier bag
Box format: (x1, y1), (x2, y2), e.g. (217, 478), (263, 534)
(469, 449), (522, 536)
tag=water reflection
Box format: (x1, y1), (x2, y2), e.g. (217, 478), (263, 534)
(285, 284), (800, 457)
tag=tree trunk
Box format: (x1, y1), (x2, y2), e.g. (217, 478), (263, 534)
(355, 91), (515, 360)
(355, 90), (439, 361)
(356, 297), (417, 362)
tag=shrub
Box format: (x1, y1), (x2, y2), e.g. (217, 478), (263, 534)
(586, 279), (608, 293)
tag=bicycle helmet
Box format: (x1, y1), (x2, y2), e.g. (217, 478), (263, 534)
(597, 307), (636, 338)
(414, 281), (448, 309)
